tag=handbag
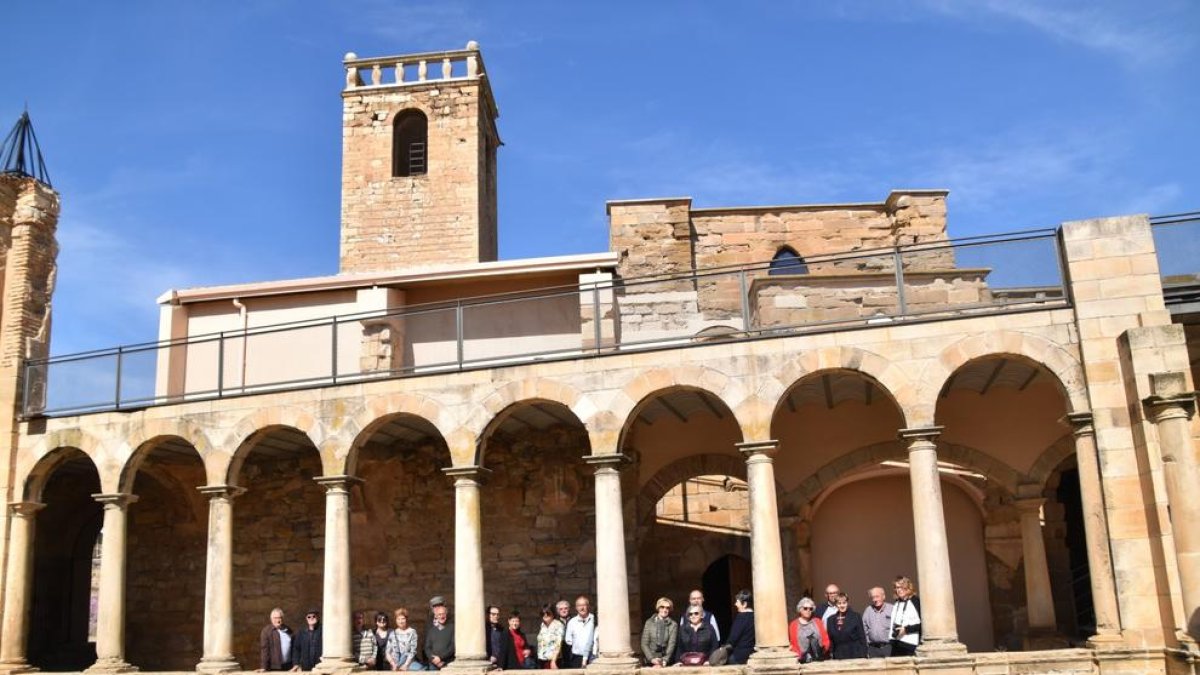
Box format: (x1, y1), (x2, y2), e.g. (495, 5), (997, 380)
(679, 652), (707, 666)
(709, 645), (730, 666)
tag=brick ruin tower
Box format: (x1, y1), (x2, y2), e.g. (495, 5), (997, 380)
(339, 42), (501, 273)
(0, 111), (59, 664)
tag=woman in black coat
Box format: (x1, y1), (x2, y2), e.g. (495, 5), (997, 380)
(826, 594), (867, 660)
(675, 606), (718, 664)
(724, 590), (756, 665)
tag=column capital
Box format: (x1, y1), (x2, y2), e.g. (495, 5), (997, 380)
(1065, 411), (1094, 436)
(1143, 372), (1197, 423)
(197, 485), (247, 500)
(92, 493), (138, 509)
(899, 425), (943, 445)
(1015, 496), (1047, 513)
(313, 475), (364, 492)
(442, 465), (492, 485)
(736, 439), (780, 459)
(7, 501), (45, 517)
(582, 453), (632, 470)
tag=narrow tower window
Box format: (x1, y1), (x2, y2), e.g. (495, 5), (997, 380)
(393, 109), (428, 177)
(769, 247), (808, 275)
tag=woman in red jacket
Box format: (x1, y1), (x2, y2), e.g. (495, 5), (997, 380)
(787, 598), (829, 663)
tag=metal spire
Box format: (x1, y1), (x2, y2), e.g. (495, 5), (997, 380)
(1, 110), (52, 187)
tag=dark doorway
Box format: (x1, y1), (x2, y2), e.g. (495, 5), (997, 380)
(1056, 467), (1095, 639)
(701, 554), (751, 638)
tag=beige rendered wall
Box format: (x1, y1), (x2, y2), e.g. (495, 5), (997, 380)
(810, 474), (994, 652)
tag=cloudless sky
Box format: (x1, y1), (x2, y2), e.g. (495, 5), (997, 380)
(3, 0), (1198, 356)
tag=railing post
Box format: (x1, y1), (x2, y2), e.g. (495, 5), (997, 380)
(592, 282), (602, 354)
(455, 301), (465, 369)
(1053, 229), (1072, 305)
(113, 346), (124, 409)
(216, 332), (225, 398)
(330, 317), (339, 384)
(739, 268), (752, 332)
(893, 246), (908, 316)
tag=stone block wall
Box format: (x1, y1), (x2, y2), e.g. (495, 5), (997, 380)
(232, 451), (326, 668)
(340, 79), (499, 273)
(126, 463), (207, 670)
(654, 475), (748, 533)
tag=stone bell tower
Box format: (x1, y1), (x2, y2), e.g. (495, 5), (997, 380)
(339, 42), (500, 274)
(0, 111), (59, 667)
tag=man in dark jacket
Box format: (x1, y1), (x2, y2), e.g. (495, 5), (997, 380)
(291, 609), (323, 671)
(258, 608), (295, 671)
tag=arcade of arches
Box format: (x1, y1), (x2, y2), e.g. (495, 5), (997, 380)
(9, 354), (1148, 671)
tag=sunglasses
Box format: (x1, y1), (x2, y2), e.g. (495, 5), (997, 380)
(657, 606), (670, 611)
(799, 607), (814, 611)
(688, 612), (702, 616)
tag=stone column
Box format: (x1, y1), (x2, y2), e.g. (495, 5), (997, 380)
(314, 476), (362, 674)
(582, 454), (638, 670)
(1015, 490), (1064, 648)
(736, 441), (794, 672)
(196, 486), (246, 674)
(1144, 372), (1200, 641)
(86, 493), (139, 674)
(442, 467), (490, 673)
(0, 502), (44, 673)
(1066, 412), (1124, 646)
(899, 427), (966, 656)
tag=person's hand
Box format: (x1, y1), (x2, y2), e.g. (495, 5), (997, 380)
(549, 660), (558, 669)
(897, 627), (906, 637)
(290, 667), (301, 672)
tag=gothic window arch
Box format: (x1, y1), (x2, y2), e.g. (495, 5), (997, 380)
(769, 246), (808, 275)
(393, 109), (428, 177)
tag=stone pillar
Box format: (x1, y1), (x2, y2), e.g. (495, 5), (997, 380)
(1066, 412), (1124, 647)
(899, 427), (967, 656)
(196, 486), (246, 674)
(1015, 489), (1065, 648)
(442, 467), (490, 673)
(1143, 372), (1200, 641)
(314, 476), (362, 674)
(736, 441), (794, 672)
(0, 502), (44, 673)
(86, 493), (139, 674)
(582, 454), (638, 670)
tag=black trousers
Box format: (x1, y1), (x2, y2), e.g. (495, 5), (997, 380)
(890, 640), (917, 657)
(867, 642), (892, 658)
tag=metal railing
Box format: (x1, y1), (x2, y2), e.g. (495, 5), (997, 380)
(1151, 212), (1200, 297)
(23, 229), (1072, 418)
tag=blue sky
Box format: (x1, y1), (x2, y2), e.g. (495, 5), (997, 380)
(3, 1), (1198, 356)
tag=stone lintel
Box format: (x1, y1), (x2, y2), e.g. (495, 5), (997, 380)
(736, 439), (780, 458)
(196, 485), (247, 500)
(582, 453), (632, 469)
(441, 465), (492, 484)
(899, 425), (943, 444)
(91, 493), (138, 508)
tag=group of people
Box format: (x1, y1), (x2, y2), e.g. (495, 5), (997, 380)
(788, 577), (922, 663)
(256, 577), (922, 671)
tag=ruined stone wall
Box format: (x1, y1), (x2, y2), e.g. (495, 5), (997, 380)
(340, 80), (497, 273)
(126, 463), (207, 670)
(232, 452), (326, 669)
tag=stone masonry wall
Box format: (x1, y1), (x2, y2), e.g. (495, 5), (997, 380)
(340, 80), (498, 273)
(232, 451), (326, 668)
(126, 462), (208, 670)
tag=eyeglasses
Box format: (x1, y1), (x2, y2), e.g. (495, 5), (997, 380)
(687, 612), (702, 616)
(657, 606), (670, 611)
(307, 614), (318, 618)
(799, 607), (814, 612)
(376, 618), (388, 623)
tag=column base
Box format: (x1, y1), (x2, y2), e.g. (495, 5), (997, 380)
(83, 658), (138, 674)
(1087, 630), (1127, 650)
(745, 646), (796, 674)
(0, 660), (39, 675)
(442, 658), (491, 674)
(314, 656), (362, 675)
(915, 638), (968, 657)
(195, 656), (242, 674)
(588, 653), (640, 673)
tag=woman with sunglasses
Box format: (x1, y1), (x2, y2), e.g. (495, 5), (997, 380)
(674, 604), (717, 665)
(787, 598), (829, 664)
(640, 597), (678, 667)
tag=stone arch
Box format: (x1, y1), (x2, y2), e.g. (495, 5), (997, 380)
(636, 453), (748, 528)
(784, 440), (1018, 515)
(466, 377), (584, 439)
(340, 391), (455, 476)
(918, 331), (1088, 425)
(609, 366), (750, 449)
(222, 406), (320, 485)
(23, 441), (101, 503)
(476, 398), (590, 469)
(759, 346), (913, 428)
(119, 417), (212, 493)
(1026, 433), (1078, 490)
(808, 466), (988, 522)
